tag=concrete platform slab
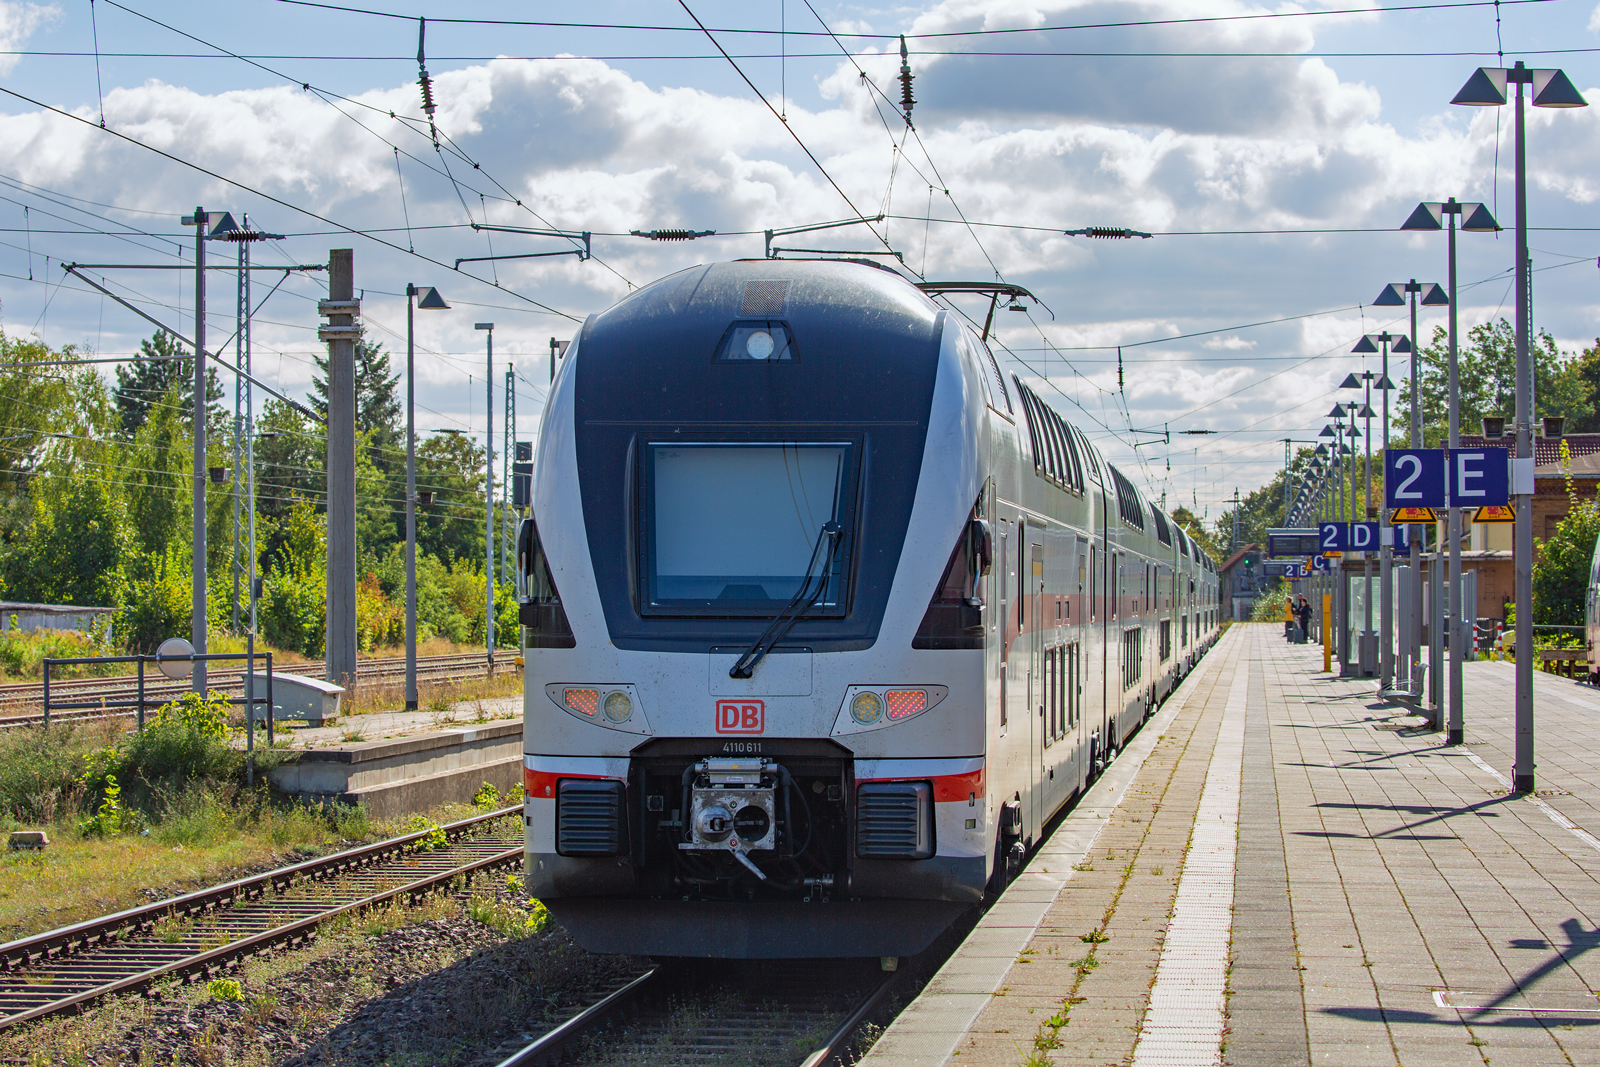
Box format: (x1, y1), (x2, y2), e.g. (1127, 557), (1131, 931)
(863, 625), (1600, 1067)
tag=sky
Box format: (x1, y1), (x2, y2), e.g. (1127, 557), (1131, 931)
(0, 0), (1596, 525)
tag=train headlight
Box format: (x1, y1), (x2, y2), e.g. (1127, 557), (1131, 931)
(603, 690), (633, 723)
(547, 684), (651, 734)
(850, 691), (884, 725)
(745, 330), (775, 360)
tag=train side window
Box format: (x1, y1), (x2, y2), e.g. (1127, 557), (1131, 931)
(517, 518), (576, 649)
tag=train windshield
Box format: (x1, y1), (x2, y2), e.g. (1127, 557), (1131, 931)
(644, 442), (853, 614)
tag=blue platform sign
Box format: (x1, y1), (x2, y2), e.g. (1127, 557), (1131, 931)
(1319, 522), (1379, 552)
(1385, 449), (1448, 509)
(1348, 522), (1378, 553)
(1449, 448), (1509, 507)
(1311, 554), (1331, 572)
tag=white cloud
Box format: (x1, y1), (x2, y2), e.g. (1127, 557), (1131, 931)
(0, 0), (1596, 512)
(1590, 2), (1600, 31)
(0, 3), (56, 76)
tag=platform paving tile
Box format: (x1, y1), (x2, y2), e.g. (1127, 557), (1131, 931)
(868, 625), (1600, 1067)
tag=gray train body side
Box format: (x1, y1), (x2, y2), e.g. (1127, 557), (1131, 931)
(516, 260), (1220, 958)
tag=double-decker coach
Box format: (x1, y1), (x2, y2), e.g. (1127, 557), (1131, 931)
(515, 259), (1219, 959)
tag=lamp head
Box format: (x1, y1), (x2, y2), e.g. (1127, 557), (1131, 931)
(411, 285), (449, 309)
(1532, 68), (1588, 108)
(1401, 202), (1444, 231)
(1461, 203), (1501, 232)
(1372, 284), (1407, 307)
(1420, 283), (1450, 306)
(1452, 67), (1508, 106)
(1340, 373), (1363, 389)
(474, 322), (494, 331)
(1390, 336), (1412, 354)
(1351, 336), (1379, 355)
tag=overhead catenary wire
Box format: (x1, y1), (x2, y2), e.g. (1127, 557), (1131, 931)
(269, 0), (1562, 39)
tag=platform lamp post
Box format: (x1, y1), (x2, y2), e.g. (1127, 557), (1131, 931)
(1374, 282), (1449, 695)
(405, 284), (450, 711)
(475, 323), (496, 675)
(1342, 371), (1379, 677)
(1452, 61), (1588, 789)
(1400, 200), (1499, 738)
(1347, 337), (1405, 686)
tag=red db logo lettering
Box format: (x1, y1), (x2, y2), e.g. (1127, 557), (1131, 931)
(715, 699), (764, 734)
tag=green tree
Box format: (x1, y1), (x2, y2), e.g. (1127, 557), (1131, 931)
(416, 431), (489, 565)
(113, 331), (223, 438)
(310, 334), (402, 460)
(122, 381), (192, 558)
(1531, 447), (1600, 627)
(1563, 338), (1600, 433)
(0, 469), (129, 605)
(1171, 506), (1222, 560)
(254, 398), (324, 526)
(1395, 319), (1590, 446)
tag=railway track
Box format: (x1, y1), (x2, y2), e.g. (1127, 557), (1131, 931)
(0, 651), (501, 727)
(0, 805), (523, 1029)
(494, 958), (902, 1067)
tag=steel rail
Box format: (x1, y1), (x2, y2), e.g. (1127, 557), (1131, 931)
(798, 970), (901, 1067)
(491, 968), (662, 1067)
(490, 962), (900, 1067)
(0, 806), (523, 1028)
(0, 844), (520, 1029)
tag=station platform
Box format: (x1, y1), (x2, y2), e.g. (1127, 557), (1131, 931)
(864, 624), (1600, 1067)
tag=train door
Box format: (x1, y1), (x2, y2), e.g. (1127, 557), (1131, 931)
(1072, 535), (1090, 792)
(998, 523), (1009, 736)
(1029, 542), (1045, 834)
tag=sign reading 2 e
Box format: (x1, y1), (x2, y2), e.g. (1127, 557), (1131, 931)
(1449, 449), (1509, 507)
(1385, 449), (1447, 509)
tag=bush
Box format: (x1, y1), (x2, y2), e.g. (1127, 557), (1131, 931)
(0, 625), (113, 679)
(1532, 484), (1600, 627)
(0, 725), (104, 824)
(261, 566), (326, 656)
(356, 573), (403, 652)
(111, 545), (191, 654)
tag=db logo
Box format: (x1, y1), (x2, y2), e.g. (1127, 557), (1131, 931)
(715, 699), (765, 734)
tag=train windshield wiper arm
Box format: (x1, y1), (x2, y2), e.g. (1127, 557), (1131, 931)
(729, 521), (842, 680)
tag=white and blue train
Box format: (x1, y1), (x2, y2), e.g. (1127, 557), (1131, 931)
(516, 259), (1220, 959)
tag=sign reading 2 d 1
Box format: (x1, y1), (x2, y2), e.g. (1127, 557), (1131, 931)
(1385, 449), (1448, 509)
(1449, 448), (1509, 507)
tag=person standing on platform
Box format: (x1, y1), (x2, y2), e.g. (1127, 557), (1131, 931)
(1297, 595), (1313, 643)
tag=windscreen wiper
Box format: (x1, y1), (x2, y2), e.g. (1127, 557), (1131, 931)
(729, 521), (842, 679)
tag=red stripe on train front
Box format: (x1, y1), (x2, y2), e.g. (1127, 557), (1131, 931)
(856, 766), (985, 804)
(524, 767), (620, 798)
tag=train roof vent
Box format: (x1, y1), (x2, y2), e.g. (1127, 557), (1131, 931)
(1150, 504), (1172, 546)
(1106, 465), (1146, 530)
(741, 279), (789, 315)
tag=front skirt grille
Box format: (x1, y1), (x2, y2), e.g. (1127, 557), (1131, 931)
(856, 781), (933, 859)
(557, 779), (628, 856)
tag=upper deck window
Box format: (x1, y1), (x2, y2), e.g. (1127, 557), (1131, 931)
(642, 442), (855, 615)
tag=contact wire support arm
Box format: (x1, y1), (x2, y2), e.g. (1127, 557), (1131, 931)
(729, 521), (840, 679)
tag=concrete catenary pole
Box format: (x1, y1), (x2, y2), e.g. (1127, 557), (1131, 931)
(190, 206), (207, 692)
(321, 251), (359, 692)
